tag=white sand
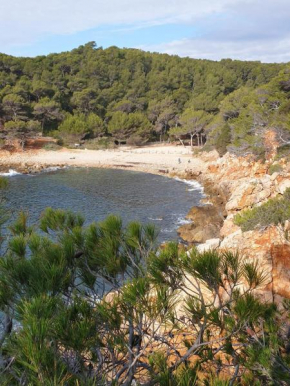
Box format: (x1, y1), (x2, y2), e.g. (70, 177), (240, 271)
(0, 145), (206, 176)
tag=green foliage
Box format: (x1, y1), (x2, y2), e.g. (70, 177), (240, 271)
(58, 112), (104, 140)
(0, 176), (8, 189)
(4, 120), (41, 145)
(0, 44), (285, 150)
(170, 108), (211, 147)
(40, 207), (85, 233)
(276, 143), (290, 160)
(58, 113), (88, 135)
(2, 93), (28, 121)
(149, 352), (198, 386)
(234, 188), (290, 231)
(83, 137), (116, 149)
(0, 207), (289, 384)
(268, 163), (283, 174)
(43, 142), (62, 151)
(206, 66), (290, 157)
(107, 111), (152, 142)
(33, 97), (62, 132)
(214, 123), (232, 156)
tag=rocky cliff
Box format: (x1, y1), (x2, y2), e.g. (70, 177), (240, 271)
(178, 151), (290, 302)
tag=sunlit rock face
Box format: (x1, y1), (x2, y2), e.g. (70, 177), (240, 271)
(184, 149), (290, 302)
(271, 244), (290, 301)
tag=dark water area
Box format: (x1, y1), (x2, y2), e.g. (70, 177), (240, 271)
(3, 167), (204, 242)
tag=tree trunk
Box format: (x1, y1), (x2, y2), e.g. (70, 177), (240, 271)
(41, 118), (46, 136)
(190, 134), (193, 149)
(179, 138), (185, 147)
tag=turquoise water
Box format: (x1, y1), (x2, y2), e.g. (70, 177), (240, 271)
(4, 167), (203, 242)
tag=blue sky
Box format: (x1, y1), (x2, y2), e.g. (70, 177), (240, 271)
(1, 0), (290, 62)
(10, 23), (199, 57)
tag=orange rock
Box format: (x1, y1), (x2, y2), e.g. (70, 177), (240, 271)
(220, 218), (240, 238)
(207, 164), (219, 173)
(271, 244), (290, 299)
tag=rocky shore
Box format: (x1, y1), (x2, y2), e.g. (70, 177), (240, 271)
(177, 151), (290, 302)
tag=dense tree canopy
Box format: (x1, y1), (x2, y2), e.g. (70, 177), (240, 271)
(206, 67), (290, 157)
(170, 109), (211, 147)
(0, 42), (286, 153)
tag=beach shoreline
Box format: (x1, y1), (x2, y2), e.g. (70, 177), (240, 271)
(0, 144), (210, 245)
(0, 145), (206, 178)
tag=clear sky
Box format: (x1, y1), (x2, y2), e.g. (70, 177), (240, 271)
(1, 0), (290, 62)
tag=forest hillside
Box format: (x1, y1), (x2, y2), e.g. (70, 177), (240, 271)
(0, 42), (289, 157)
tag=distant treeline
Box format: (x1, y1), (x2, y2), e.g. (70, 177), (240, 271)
(0, 41), (289, 156)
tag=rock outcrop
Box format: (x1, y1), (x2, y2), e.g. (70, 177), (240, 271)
(182, 151), (290, 302)
(178, 205), (224, 243)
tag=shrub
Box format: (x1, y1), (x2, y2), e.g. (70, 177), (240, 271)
(126, 134), (148, 146)
(268, 163), (283, 174)
(234, 188), (290, 232)
(276, 144), (290, 160)
(215, 123), (231, 156)
(82, 137), (116, 150)
(43, 143), (62, 151)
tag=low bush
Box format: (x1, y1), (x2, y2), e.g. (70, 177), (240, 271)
(234, 188), (290, 232)
(83, 137), (116, 149)
(276, 144), (290, 160)
(43, 142), (62, 151)
(269, 163), (283, 174)
(126, 134), (148, 146)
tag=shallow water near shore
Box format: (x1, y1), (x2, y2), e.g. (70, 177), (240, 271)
(4, 167), (203, 242)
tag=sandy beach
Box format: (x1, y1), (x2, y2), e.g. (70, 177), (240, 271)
(0, 145), (206, 176)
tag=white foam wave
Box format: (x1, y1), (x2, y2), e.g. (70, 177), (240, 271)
(148, 217), (163, 221)
(42, 166), (66, 173)
(0, 169), (22, 177)
(176, 217), (192, 225)
(161, 227), (175, 233)
(174, 177), (204, 193)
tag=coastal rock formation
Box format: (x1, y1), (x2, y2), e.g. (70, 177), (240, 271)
(184, 151), (290, 302)
(225, 177), (272, 212)
(178, 205), (223, 243)
(196, 238), (220, 253)
(271, 244), (290, 300)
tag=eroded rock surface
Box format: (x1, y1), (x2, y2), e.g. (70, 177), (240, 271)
(182, 150), (290, 302)
(178, 205), (224, 243)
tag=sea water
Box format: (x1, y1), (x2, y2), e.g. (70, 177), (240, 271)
(3, 167), (203, 242)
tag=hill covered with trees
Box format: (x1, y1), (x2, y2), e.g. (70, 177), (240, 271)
(0, 41), (289, 156)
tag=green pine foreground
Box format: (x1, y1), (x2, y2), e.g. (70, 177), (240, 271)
(0, 178), (290, 385)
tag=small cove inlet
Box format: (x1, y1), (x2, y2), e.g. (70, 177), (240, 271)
(2, 167), (204, 242)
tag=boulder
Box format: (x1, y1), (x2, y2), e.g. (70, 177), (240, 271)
(197, 238), (220, 253)
(178, 223), (219, 244)
(277, 179), (290, 194)
(220, 217), (240, 238)
(178, 204), (224, 244)
(225, 177), (272, 212)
